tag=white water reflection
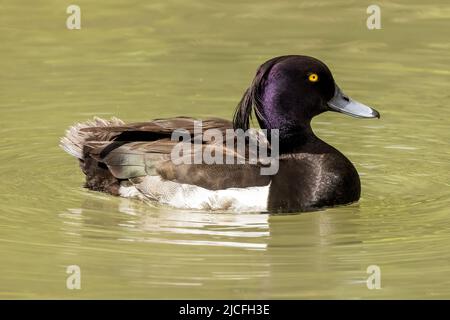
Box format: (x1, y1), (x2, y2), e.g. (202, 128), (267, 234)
(117, 198), (270, 250)
(60, 196), (270, 250)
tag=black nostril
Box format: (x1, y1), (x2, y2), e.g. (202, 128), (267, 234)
(342, 96), (350, 102)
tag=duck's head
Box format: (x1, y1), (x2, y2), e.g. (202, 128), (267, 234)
(233, 55), (380, 139)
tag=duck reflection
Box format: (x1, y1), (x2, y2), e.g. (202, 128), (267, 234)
(58, 195), (362, 298)
(60, 194), (362, 253)
(61, 195), (270, 250)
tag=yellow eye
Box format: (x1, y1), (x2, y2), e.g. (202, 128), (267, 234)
(308, 73), (319, 82)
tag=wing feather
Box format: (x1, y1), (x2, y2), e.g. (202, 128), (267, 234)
(80, 117), (272, 190)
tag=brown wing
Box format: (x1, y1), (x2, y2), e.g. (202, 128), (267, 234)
(80, 117), (233, 136)
(82, 117), (271, 190)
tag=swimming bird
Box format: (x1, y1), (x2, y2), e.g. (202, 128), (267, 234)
(60, 55), (380, 213)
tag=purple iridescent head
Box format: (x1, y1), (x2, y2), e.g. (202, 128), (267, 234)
(233, 55), (380, 136)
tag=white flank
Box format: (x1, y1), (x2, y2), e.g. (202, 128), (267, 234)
(120, 176), (269, 213)
(118, 185), (145, 200)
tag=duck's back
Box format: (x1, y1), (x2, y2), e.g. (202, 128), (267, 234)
(60, 117), (272, 211)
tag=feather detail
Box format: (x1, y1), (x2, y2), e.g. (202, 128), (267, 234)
(60, 117), (125, 159)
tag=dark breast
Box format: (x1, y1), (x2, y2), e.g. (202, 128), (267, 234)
(267, 152), (361, 213)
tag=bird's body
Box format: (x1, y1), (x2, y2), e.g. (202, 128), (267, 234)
(61, 117), (273, 212)
(61, 55), (379, 213)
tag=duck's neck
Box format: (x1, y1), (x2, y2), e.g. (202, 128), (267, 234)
(265, 121), (323, 154)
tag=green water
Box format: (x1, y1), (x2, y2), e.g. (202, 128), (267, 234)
(1, 0), (450, 299)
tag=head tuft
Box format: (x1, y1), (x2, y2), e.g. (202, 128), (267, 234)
(233, 56), (287, 131)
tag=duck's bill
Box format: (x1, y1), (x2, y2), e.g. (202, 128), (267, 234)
(327, 85), (380, 119)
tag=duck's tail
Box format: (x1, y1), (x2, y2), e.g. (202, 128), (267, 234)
(59, 117), (125, 160)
